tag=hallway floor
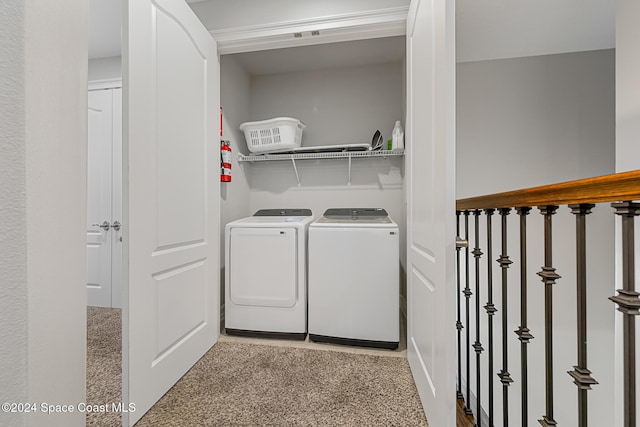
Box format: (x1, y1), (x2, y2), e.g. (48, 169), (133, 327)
(87, 308), (428, 426)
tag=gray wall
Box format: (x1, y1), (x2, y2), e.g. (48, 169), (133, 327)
(615, 3), (640, 424)
(457, 49), (615, 198)
(219, 55), (252, 327)
(0, 2), (28, 425)
(88, 56), (122, 81)
(245, 61), (406, 267)
(26, 1), (88, 424)
(220, 55), (252, 227)
(1, 1), (88, 426)
(249, 63), (403, 147)
(456, 49), (616, 425)
(616, 0), (640, 173)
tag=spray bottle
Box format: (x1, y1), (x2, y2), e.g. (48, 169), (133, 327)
(392, 120), (404, 151)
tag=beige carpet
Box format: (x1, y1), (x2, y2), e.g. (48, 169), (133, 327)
(87, 308), (428, 427)
(87, 307), (122, 427)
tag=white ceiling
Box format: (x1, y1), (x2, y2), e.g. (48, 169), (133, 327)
(88, 0), (615, 63)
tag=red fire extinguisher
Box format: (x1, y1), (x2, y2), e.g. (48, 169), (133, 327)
(220, 140), (232, 182)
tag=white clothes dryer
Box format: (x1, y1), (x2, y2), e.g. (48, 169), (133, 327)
(225, 209), (313, 339)
(308, 208), (399, 349)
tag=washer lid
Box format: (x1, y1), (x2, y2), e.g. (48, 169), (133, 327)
(314, 208), (395, 226)
(314, 216), (395, 226)
(323, 208), (388, 218)
(254, 208), (313, 217)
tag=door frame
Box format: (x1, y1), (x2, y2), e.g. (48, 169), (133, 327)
(114, 4), (451, 424)
(211, 7), (409, 55)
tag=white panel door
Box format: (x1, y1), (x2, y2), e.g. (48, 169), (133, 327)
(406, 0), (457, 425)
(123, 0), (219, 425)
(87, 89), (113, 307)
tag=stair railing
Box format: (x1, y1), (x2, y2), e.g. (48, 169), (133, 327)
(455, 169), (640, 426)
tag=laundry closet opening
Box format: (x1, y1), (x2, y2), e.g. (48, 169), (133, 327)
(218, 35), (408, 345)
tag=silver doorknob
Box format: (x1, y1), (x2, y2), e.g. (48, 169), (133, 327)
(92, 221), (110, 231)
(112, 221), (121, 231)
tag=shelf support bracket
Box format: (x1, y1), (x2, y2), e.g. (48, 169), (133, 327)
(348, 154), (352, 186)
(291, 158), (301, 187)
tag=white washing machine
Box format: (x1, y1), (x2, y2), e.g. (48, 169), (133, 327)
(225, 209), (314, 339)
(308, 208), (399, 349)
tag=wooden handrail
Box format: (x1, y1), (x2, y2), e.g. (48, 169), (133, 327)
(456, 170), (640, 211)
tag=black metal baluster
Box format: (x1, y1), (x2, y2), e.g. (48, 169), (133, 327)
(568, 204), (598, 427)
(464, 211), (473, 415)
(456, 211), (464, 401)
(515, 207), (533, 427)
(609, 202), (640, 427)
(537, 205), (560, 427)
(484, 208), (496, 427)
(497, 208), (513, 426)
(473, 210), (484, 426)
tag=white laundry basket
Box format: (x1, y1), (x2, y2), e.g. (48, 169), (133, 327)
(240, 117), (305, 153)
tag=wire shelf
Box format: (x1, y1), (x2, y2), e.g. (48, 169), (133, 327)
(236, 149), (404, 186)
(237, 149), (404, 162)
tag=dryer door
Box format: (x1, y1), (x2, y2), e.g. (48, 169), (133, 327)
(229, 227), (298, 307)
